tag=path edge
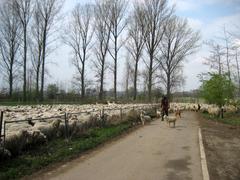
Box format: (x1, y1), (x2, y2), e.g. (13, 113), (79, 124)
(199, 128), (210, 180)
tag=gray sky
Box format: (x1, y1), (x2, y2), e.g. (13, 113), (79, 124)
(46, 0), (240, 92)
(1, 0), (240, 92)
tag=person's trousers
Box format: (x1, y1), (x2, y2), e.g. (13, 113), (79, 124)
(161, 109), (168, 121)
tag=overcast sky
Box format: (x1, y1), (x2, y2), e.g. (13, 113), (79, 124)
(1, 0), (239, 92)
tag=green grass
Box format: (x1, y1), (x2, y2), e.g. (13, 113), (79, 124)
(202, 112), (240, 126)
(0, 122), (132, 180)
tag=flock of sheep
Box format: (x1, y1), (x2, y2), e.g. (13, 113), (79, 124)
(0, 102), (238, 158)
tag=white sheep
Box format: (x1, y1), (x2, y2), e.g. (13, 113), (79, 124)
(164, 115), (177, 128)
(32, 119), (61, 139)
(156, 110), (161, 118)
(140, 111), (151, 125)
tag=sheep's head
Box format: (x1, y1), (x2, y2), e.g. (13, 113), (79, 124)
(52, 119), (61, 128)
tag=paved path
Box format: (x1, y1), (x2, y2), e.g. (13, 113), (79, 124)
(39, 112), (203, 180)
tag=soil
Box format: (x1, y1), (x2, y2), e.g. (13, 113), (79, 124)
(197, 113), (240, 180)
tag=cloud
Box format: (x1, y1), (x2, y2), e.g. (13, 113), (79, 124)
(187, 18), (203, 30)
(170, 0), (240, 13)
(170, 0), (201, 12)
(202, 13), (240, 40)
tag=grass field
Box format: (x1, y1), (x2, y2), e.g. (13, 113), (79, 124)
(202, 112), (240, 126)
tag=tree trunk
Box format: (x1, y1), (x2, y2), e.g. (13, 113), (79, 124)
(36, 67), (40, 101)
(23, 26), (27, 102)
(35, 47), (41, 101)
(148, 53), (153, 102)
(81, 60), (85, 99)
(133, 57), (139, 101)
(167, 75), (171, 100)
(235, 50), (240, 97)
(167, 72), (171, 100)
(40, 24), (47, 102)
(99, 55), (105, 100)
(114, 35), (117, 100)
(9, 46), (14, 98)
(99, 59), (105, 101)
(9, 68), (13, 98)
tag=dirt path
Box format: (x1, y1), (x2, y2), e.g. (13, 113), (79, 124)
(198, 114), (240, 180)
(36, 112), (203, 180)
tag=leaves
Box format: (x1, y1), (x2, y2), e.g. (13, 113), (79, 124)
(201, 73), (235, 107)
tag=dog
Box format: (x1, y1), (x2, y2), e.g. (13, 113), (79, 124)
(175, 109), (181, 118)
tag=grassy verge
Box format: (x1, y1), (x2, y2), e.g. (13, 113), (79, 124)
(202, 112), (240, 126)
(0, 122), (132, 180)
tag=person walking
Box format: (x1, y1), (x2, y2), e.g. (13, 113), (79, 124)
(161, 96), (169, 121)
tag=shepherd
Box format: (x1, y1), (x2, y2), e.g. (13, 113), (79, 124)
(161, 96), (169, 121)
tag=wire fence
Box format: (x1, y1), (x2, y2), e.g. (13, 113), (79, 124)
(0, 104), (160, 153)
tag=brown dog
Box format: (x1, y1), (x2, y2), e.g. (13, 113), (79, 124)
(175, 110), (181, 118)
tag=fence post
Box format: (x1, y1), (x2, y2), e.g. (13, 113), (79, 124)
(3, 121), (6, 151)
(120, 108), (122, 121)
(64, 113), (69, 140)
(0, 111), (3, 141)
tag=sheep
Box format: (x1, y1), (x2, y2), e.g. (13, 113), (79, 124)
(156, 110), (161, 118)
(26, 130), (47, 148)
(5, 130), (29, 156)
(0, 146), (11, 160)
(208, 107), (220, 117)
(6, 123), (32, 133)
(140, 111), (151, 125)
(32, 119), (61, 140)
(164, 115), (177, 128)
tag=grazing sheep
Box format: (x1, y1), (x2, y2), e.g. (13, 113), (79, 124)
(0, 146), (11, 160)
(5, 130), (29, 156)
(26, 130), (47, 147)
(32, 119), (61, 140)
(28, 119), (35, 126)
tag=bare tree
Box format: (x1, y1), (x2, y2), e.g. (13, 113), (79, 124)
(123, 56), (131, 99)
(204, 40), (225, 75)
(30, 5), (44, 101)
(228, 25), (240, 96)
(36, 0), (64, 101)
(233, 47), (240, 97)
(64, 3), (94, 99)
(0, 1), (21, 97)
(13, 0), (32, 101)
(220, 26), (233, 81)
(126, 3), (146, 100)
(142, 0), (172, 102)
(158, 16), (200, 99)
(108, 0), (128, 100)
(93, 0), (112, 100)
